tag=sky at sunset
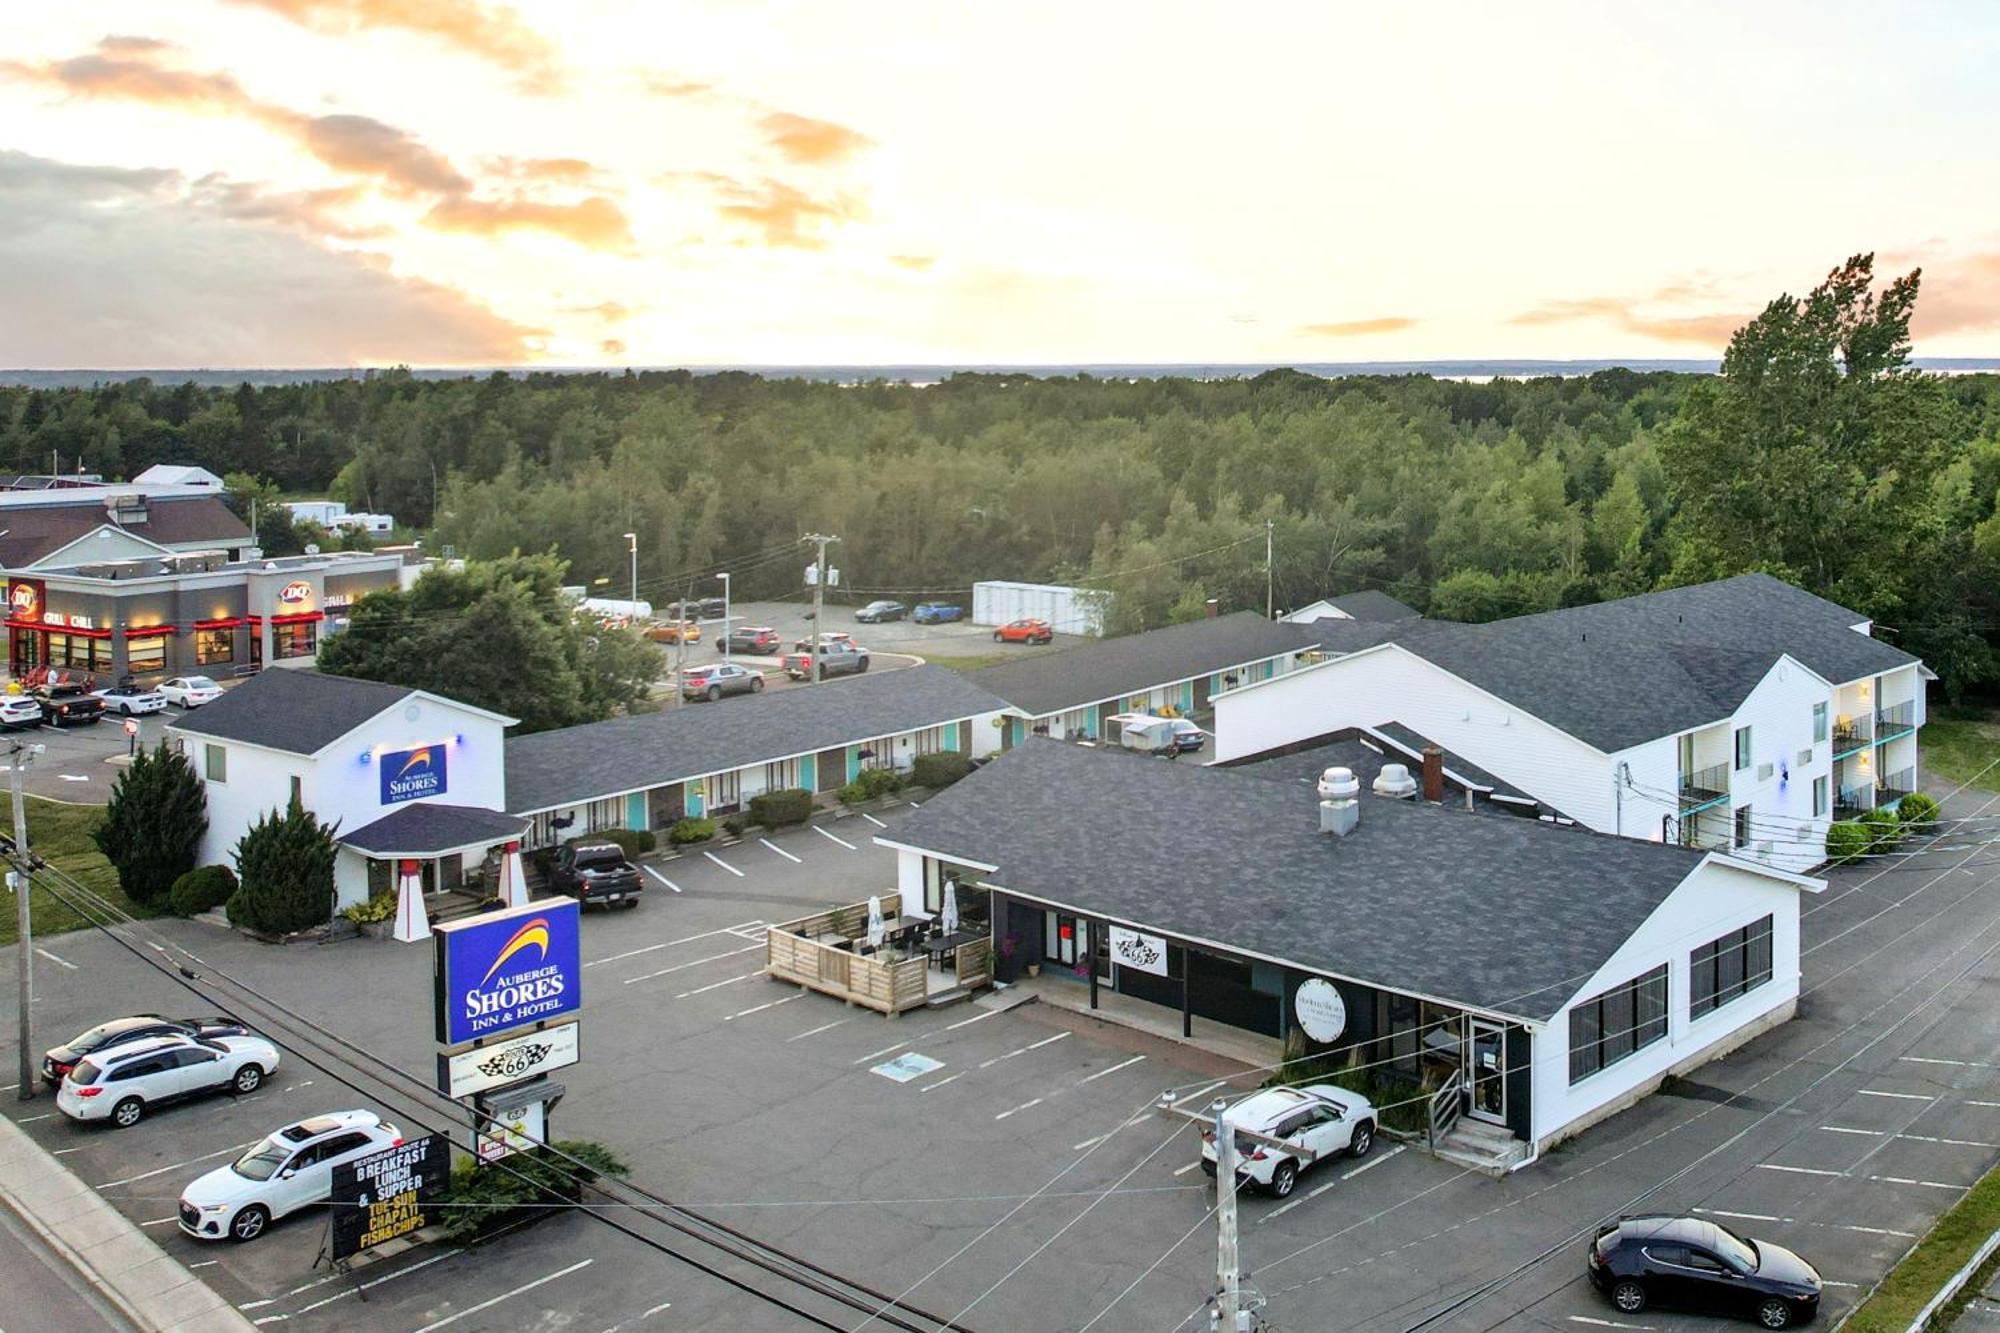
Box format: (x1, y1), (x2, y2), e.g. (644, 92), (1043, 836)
(4, 0), (1998, 368)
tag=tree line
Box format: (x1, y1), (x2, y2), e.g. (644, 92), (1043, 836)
(4, 253), (1997, 696)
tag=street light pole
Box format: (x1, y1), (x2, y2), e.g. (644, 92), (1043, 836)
(716, 573), (731, 663)
(624, 532), (638, 623)
(803, 535), (838, 687)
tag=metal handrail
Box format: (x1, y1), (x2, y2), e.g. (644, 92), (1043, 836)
(1428, 1069), (1465, 1151)
(1873, 702), (1916, 736)
(1677, 761), (1730, 805)
(1831, 718), (1873, 752)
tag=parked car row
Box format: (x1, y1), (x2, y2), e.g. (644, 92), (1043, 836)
(664, 597), (729, 621)
(1, 674), (224, 729)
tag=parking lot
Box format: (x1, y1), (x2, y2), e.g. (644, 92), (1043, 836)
(3, 783), (1999, 1330)
(1, 694), (192, 801)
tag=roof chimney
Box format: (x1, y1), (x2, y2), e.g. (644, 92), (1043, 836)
(1318, 766), (1359, 837)
(1204, 597), (1220, 618)
(1421, 745), (1445, 802)
(1372, 763), (1417, 799)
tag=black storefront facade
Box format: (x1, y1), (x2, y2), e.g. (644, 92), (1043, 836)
(987, 884), (1535, 1146)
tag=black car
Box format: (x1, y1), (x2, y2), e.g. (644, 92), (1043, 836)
(855, 600), (906, 623)
(33, 681), (104, 727)
(44, 1014), (250, 1086)
(551, 842), (643, 909)
(1588, 1215), (1821, 1328)
(697, 596), (729, 620)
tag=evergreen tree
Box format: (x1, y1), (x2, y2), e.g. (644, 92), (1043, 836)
(92, 742), (207, 908)
(227, 797), (338, 935)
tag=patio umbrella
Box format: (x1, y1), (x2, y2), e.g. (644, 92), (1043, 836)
(392, 858), (431, 943)
(940, 878), (960, 935)
(498, 839), (530, 909)
(866, 895), (885, 950)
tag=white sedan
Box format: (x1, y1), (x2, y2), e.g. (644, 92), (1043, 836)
(92, 683), (168, 716)
(179, 1111), (402, 1243)
(159, 676), (224, 708)
(56, 1033), (280, 1128)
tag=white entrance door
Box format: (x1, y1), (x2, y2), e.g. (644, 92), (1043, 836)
(1468, 1019), (1506, 1125)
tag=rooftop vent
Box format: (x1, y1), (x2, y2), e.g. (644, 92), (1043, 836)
(1372, 763), (1417, 799)
(1317, 765), (1359, 837)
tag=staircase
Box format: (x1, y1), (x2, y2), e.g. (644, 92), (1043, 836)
(427, 889), (498, 926)
(1432, 1117), (1530, 1175)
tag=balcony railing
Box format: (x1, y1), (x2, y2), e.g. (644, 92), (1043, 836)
(1877, 768), (1915, 806)
(1834, 785), (1873, 821)
(1831, 717), (1874, 757)
(1874, 701), (1917, 743)
(1677, 761), (1731, 811)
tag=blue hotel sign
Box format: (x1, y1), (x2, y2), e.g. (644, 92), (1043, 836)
(380, 744), (447, 806)
(434, 900), (582, 1047)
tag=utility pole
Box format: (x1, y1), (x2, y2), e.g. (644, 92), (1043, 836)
(624, 532), (638, 621)
(11, 742), (39, 1101)
(674, 573), (692, 709)
(803, 534), (839, 687)
(1211, 1098), (1242, 1332)
(1264, 519), (1275, 620)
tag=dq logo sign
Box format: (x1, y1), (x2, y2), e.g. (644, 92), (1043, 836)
(434, 901), (581, 1046)
(9, 583), (38, 618)
(380, 745), (447, 806)
(278, 580), (314, 606)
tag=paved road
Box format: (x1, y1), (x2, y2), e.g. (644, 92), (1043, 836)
(1957, 1259), (2000, 1332)
(0, 1192), (133, 1333)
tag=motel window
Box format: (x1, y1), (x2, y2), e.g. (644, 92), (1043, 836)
(1734, 805), (1754, 849)
(204, 744), (227, 784)
(1733, 726), (1753, 772)
(274, 620), (317, 660)
(195, 628), (235, 666)
(707, 770), (742, 813)
(1811, 702), (1827, 745)
(764, 758), (798, 791)
(1812, 776), (1829, 819)
(1568, 965), (1668, 1084)
(1690, 916), (1774, 1018)
(126, 634), (165, 674)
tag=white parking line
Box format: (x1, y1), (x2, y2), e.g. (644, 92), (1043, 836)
(142, 1216), (178, 1226)
(1567, 1319), (1656, 1330)
(1872, 1175), (1963, 1190)
(979, 1032), (1069, 1069)
(1972, 1100), (2000, 1109)
(787, 1018), (849, 1043)
(34, 947), (76, 970)
(856, 1041), (911, 1065)
(1902, 1134), (2000, 1148)
(724, 995), (804, 1021)
(758, 837), (801, 863)
(189, 1261), (218, 1269)
(1857, 1089), (1936, 1101)
(812, 825), (857, 850)
(673, 972), (757, 999)
(18, 1114), (52, 1124)
(622, 944), (763, 984)
(1901, 1056), (1997, 1068)
(643, 866), (682, 894)
(1080, 1055), (1146, 1084)
(1342, 1145), (1405, 1180)
(860, 813), (888, 828)
(53, 1147), (83, 1156)
(945, 1006), (1005, 1030)
(586, 924), (755, 967)
(703, 850), (744, 877)
(1820, 1126), (1883, 1136)
(412, 1260), (595, 1333)
(271, 1248), (464, 1320)
(1699, 1209), (1782, 1223)
(1173, 1162), (1201, 1176)
(98, 1141), (259, 1188)
(919, 1073), (964, 1093)
(1756, 1164), (1843, 1177)
(1694, 1207), (1914, 1238)
(994, 1098), (1043, 1121)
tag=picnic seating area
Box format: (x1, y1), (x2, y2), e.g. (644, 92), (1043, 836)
(764, 892), (994, 1014)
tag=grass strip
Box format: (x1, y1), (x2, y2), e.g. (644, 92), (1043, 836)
(1919, 713), (2000, 795)
(1844, 1156), (2000, 1330)
(0, 793), (157, 947)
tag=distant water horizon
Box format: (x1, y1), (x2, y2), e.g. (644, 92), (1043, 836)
(4, 357), (2000, 389)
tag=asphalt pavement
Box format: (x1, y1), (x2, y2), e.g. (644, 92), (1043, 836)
(0, 1195), (134, 1333)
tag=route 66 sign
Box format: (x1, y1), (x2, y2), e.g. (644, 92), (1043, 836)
(438, 1020), (579, 1097)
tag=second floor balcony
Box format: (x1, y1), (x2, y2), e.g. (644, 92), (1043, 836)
(1874, 701), (1917, 744)
(1677, 761), (1731, 812)
(1831, 716), (1874, 757)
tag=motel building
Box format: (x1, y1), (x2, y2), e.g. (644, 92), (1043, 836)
(169, 670), (525, 916)
(878, 741), (1819, 1167)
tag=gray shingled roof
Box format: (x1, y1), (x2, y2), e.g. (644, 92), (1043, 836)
(892, 741), (1727, 1022)
(166, 669), (414, 756)
(968, 612), (1320, 717)
(1318, 589), (1422, 622)
(344, 803), (526, 855)
(504, 664), (1008, 814)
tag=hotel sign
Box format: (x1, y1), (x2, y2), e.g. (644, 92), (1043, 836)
(438, 1020), (579, 1097)
(379, 744), (447, 805)
(434, 899), (582, 1047)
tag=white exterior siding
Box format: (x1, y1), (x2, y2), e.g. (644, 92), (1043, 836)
(1535, 859), (1805, 1146)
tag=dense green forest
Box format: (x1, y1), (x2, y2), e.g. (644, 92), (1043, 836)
(4, 255), (1998, 694)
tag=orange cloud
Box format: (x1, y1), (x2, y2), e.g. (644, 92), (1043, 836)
(285, 111), (472, 195)
(490, 155), (602, 185)
(425, 193), (634, 249)
(568, 300), (632, 322)
(1880, 250), (2000, 338)
(12, 52), (253, 112)
(888, 254), (935, 271)
(1299, 317), (1417, 337)
(1507, 296), (1747, 345)
(220, 0), (561, 89)
(641, 74), (711, 98)
(97, 35), (175, 55)
(758, 111), (872, 165)
(190, 176), (389, 239)
(600, 338), (626, 356)
(712, 178), (865, 248)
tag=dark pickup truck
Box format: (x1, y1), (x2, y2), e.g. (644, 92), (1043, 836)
(34, 681), (104, 727)
(550, 842), (643, 909)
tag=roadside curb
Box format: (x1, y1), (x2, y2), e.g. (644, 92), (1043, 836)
(0, 1106), (254, 1332)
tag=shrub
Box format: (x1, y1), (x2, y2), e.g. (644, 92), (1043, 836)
(1897, 791), (1941, 834)
(226, 797), (338, 935)
(341, 892), (397, 925)
(910, 752), (974, 790)
(667, 816), (715, 845)
(721, 815), (748, 837)
(1858, 807), (1903, 855)
(837, 780), (868, 806)
(166, 865), (237, 917)
(565, 828), (652, 860)
(1824, 820), (1869, 864)
(93, 742), (208, 908)
(439, 1141), (628, 1243)
(749, 787), (813, 828)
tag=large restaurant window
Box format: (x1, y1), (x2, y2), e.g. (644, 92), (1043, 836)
(1568, 964), (1668, 1084)
(195, 628), (235, 666)
(273, 619), (317, 660)
(47, 633), (111, 671)
(126, 634), (165, 674)
(1690, 916), (1774, 1017)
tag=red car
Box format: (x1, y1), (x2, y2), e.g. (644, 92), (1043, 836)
(992, 618), (1053, 645)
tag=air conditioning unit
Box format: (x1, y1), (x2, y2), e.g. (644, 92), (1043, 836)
(1755, 840), (1774, 855)
(1757, 762), (1775, 781)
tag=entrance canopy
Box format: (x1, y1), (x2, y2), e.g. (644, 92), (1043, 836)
(342, 803), (528, 860)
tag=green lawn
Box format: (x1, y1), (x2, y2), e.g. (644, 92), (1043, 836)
(1920, 712), (2000, 794)
(0, 795), (154, 948)
(1844, 1156), (2000, 1330)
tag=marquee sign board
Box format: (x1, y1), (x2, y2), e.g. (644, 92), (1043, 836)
(438, 1020), (579, 1097)
(1108, 926), (1169, 977)
(329, 1133), (448, 1261)
(434, 899), (582, 1047)
(1293, 978), (1349, 1044)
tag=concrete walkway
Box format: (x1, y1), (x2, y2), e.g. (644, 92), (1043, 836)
(1004, 972), (1284, 1070)
(0, 1106), (253, 1333)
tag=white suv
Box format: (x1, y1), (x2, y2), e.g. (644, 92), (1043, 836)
(56, 1033), (280, 1128)
(179, 1111), (402, 1242)
(1200, 1084), (1376, 1198)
